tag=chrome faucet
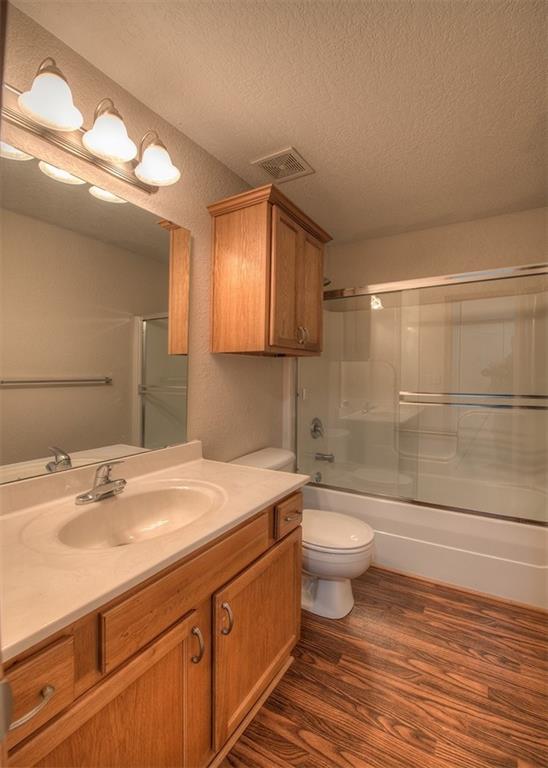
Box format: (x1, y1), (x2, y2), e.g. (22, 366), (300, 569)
(314, 452), (335, 463)
(75, 461), (126, 505)
(46, 446), (72, 473)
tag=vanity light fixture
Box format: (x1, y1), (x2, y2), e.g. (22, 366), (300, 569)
(0, 141), (34, 161)
(3, 61), (181, 192)
(135, 131), (180, 187)
(83, 99), (137, 163)
(18, 58), (83, 132)
(38, 161), (86, 185)
(89, 186), (127, 204)
(370, 295), (383, 310)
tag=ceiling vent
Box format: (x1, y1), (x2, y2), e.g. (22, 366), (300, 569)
(251, 147), (314, 183)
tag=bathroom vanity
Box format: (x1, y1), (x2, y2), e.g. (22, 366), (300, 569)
(1, 445), (307, 768)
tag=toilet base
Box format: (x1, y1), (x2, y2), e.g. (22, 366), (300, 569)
(301, 572), (355, 619)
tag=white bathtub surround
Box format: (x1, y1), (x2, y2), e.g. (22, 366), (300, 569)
(0, 440), (308, 660)
(304, 486), (548, 610)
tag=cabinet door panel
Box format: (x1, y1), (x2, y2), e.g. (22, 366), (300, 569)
(269, 205), (300, 349)
(213, 529), (301, 749)
(35, 646), (184, 768)
(297, 231), (323, 351)
(13, 615), (195, 768)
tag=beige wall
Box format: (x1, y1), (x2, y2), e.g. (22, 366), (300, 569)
(326, 207), (547, 290)
(2, 5), (284, 462)
(0, 208), (169, 464)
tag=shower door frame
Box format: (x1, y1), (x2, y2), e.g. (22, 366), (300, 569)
(296, 261), (548, 527)
(323, 262), (548, 300)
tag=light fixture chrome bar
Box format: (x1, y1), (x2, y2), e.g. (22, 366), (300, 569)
(324, 262), (548, 300)
(0, 377), (112, 388)
(1, 82), (157, 194)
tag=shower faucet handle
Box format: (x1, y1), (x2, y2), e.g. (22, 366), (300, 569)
(310, 417), (325, 439)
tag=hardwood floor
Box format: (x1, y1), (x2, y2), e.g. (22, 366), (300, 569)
(223, 567), (548, 768)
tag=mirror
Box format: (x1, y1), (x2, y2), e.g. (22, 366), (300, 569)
(0, 145), (189, 483)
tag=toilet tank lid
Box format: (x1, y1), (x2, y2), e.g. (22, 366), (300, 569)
(230, 447), (295, 470)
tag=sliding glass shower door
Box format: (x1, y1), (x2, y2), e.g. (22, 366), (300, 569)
(297, 270), (548, 524)
(139, 316), (187, 449)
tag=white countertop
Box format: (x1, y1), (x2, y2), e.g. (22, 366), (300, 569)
(1, 453), (308, 660)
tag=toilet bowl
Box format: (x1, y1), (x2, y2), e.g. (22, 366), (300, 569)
(231, 447), (375, 619)
(301, 508), (374, 618)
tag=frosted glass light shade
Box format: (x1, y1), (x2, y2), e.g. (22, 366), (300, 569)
(135, 142), (180, 186)
(0, 142), (34, 161)
(18, 62), (83, 132)
(83, 111), (137, 163)
(38, 161), (86, 185)
(370, 295), (383, 310)
(89, 186), (127, 204)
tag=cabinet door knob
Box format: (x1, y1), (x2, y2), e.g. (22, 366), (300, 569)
(296, 326), (306, 345)
(191, 626), (205, 664)
(9, 685), (55, 731)
(220, 601), (234, 635)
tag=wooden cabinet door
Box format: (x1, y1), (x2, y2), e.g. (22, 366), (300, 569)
(297, 230), (323, 352)
(213, 528), (301, 749)
(269, 205), (301, 349)
(20, 615), (195, 768)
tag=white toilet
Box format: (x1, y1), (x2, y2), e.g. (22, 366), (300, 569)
(231, 447), (375, 619)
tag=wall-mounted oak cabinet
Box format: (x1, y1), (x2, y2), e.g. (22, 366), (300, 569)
(208, 185), (331, 356)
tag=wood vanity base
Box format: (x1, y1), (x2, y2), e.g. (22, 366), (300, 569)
(5, 492), (303, 768)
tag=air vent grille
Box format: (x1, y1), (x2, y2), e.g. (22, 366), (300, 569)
(251, 147), (314, 182)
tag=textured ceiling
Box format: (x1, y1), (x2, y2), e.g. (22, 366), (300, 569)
(10, 0), (547, 243)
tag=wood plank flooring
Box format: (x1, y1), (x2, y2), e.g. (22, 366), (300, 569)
(224, 567), (548, 768)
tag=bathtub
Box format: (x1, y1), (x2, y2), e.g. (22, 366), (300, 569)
(303, 485), (548, 610)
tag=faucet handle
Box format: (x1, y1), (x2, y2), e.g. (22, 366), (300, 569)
(94, 459), (124, 484)
(46, 446), (72, 473)
(49, 446), (70, 461)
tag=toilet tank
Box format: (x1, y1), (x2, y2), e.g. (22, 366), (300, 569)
(230, 447), (296, 472)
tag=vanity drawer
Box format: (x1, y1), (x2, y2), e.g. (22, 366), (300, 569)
(100, 510), (272, 673)
(7, 636), (75, 750)
(274, 493), (303, 539)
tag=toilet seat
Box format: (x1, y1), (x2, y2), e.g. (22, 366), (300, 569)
(302, 509), (374, 554)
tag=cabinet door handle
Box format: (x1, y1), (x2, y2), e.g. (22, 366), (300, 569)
(296, 326), (306, 345)
(9, 685), (55, 731)
(191, 626), (205, 664)
(220, 601), (234, 635)
(303, 326), (310, 342)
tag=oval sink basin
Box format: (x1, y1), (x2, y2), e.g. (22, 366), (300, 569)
(58, 480), (225, 550)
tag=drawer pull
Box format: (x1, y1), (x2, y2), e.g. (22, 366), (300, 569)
(191, 626), (205, 664)
(221, 601), (234, 635)
(284, 514), (300, 522)
(9, 684), (55, 731)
